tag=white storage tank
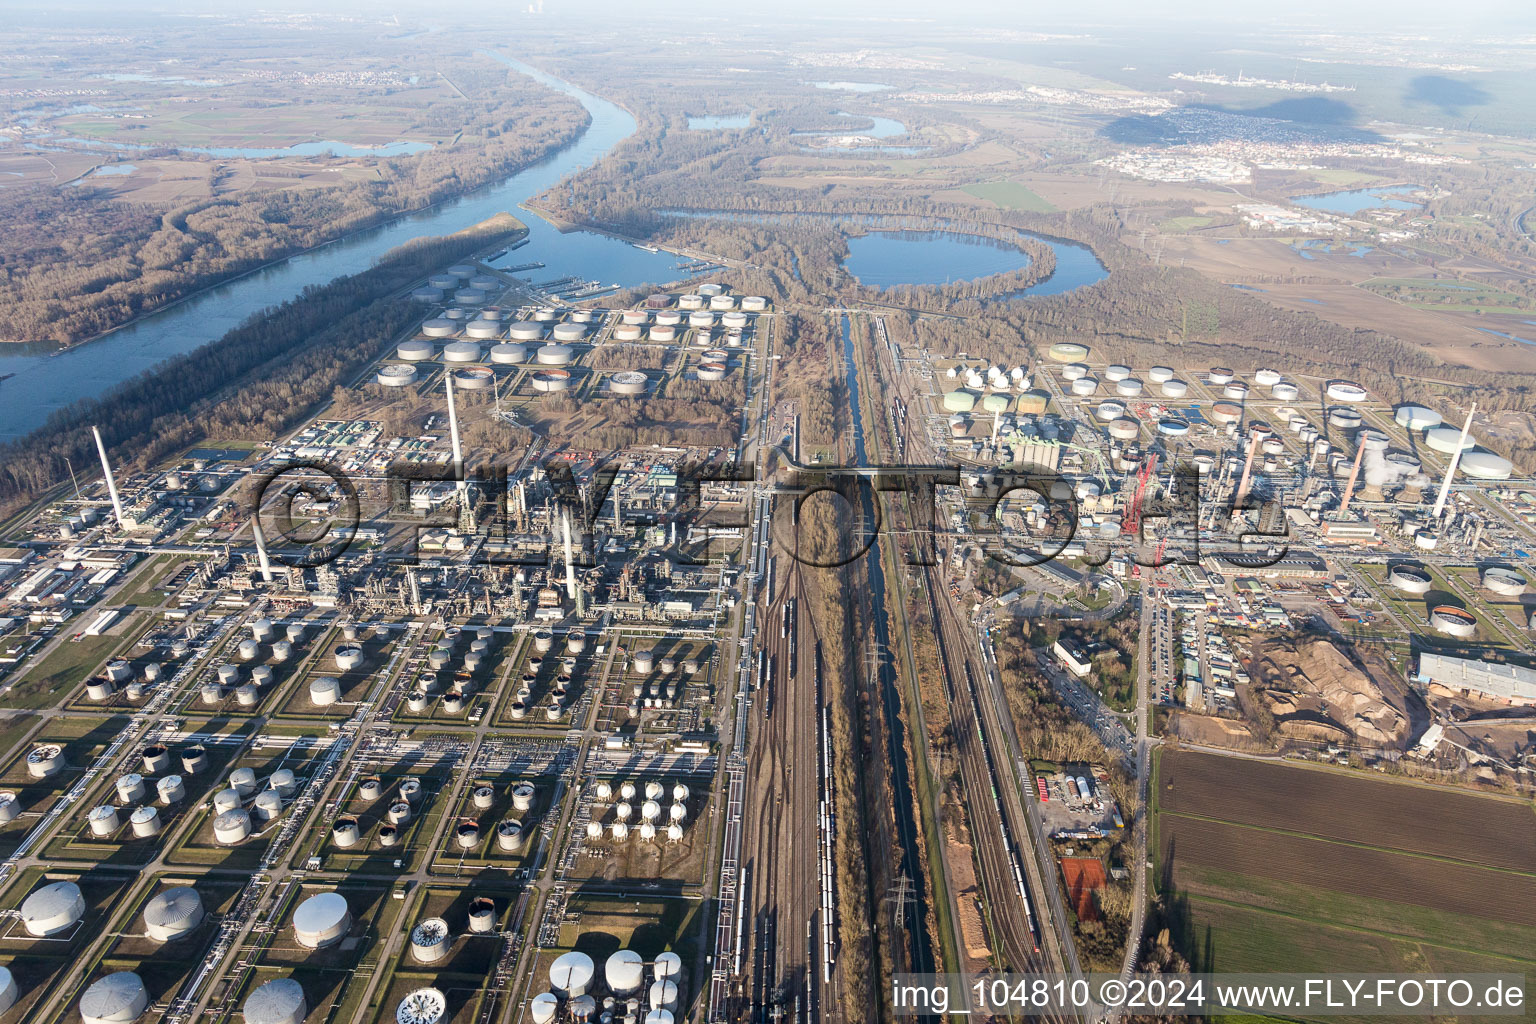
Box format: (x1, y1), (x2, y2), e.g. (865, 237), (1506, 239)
(157, 775), (186, 804)
(144, 886), (204, 941)
(242, 978), (307, 1024)
(310, 676), (343, 706)
(410, 917), (452, 963)
(650, 979), (680, 1012)
(293, 892), (351, 948)
(0, 966), (15, 1015)
(333, 817), (361, 848)
(22, 880), (86, 936)
(397, 339), (435, 362)
(378, 364), (419, 388)
(490, 343), (528, 364)
(27, 743), (66, 778)
(511, 782), (535, 812)
(130, 805), (161, 837)
(89, 804), (121, 835)
(117, 774), (146, 804)
(214, 808), (252, 844)
(468, 897), (496, 933)
(270, 769), (298, 797)
(79, 971), (149, 1024)
(496, 819), (524, 851)
(550, 951), (596, 998)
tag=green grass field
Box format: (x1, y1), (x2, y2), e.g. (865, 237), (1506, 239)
(1161, 215), (1214, 233)
(1362, 277), (1533, 313)
(960, 180), (1058, 212)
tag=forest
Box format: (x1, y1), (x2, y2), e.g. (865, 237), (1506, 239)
(0, 65), (587, 345)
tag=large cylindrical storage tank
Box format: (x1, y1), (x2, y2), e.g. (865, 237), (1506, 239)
(79, 971), (149, 1024)
(442, 341), (482, 363)
(654, 951), (682, 980)
(508, 320), (543, 341)
(0, 966), (15, 1015)
(236, 684), (260, 706)
(550, 951), (596, 998)
(536, 344), (574, 365)
(397, 340), (435, 361)
(421, 319), (457, 339)
(511, 782), (535, 812)
(451, 367), (494, 391)
(130, 805), (161, 837)
(333, 817), (361, 848)
(741, 295), (767, 310)
(633, 650), (655, 674)
(697, 361), (727, 381)
(649, 979), (680, 1012)
(270, 769), (297, 797)
(688, 311), (716, 329)
(213, 789), (241, 813)
(410, 917), (452, 963)
(378, 364), (419, 388)
(453, 288), (486, 305)
(140, 743), (170, 774)
(1271, 381), (1299, 401)
(117, 773), (146, 804)
(530, 369), (571, 392)
(400, 778), (422, 804)
(180, 745), (208, 774)
(455, 820), (480, 849)
(214, 808), (252, 845)
(609, 371), (647, 395)
(496, 819), (524, 851)
(87, 678), (116, 702)
(22, 880), (85, 936)
(1326, 380), (1368, 403)
(293, 892), (351, 948)
(144, 886), (204, 941)
(242, 978), (307, 1024)
(450, 899), (490, 939)
(410, 286), (443, 302)
(229, 767), (257, 796)
(89, 804), (121, 835)
(649, 324), (677, 342)
(606, 950), (645, 996)
(271, 641), (293, 663)
(678, 293), (705, 310)
(310, 676), (343, 706)
(552, 322), (587, 342)
(157, 775), (186, 804)
(490, 343), (527, 365)
(27, 744), (65, 778)
(613, 323), (643, 341)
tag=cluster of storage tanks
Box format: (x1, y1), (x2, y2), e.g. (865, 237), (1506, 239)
(83, 740), (218, 841)
(531, 948), (684, 1024)
(210, 764), (300, 846)
(408, 625), (497, 715)
(405, 895), (499, 968)
(587, 780), (693, 845)
(84, 658), (163, 702)
(625, 648), (700, 715)
(446, 779), (538, 853)
(507, 631), (586, 722)
(386, 301), (594, 389)
(199, 619), (309, 708)
(334, 775), (424, 850)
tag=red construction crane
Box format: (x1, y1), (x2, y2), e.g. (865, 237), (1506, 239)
(1121, 453), (1159, 537)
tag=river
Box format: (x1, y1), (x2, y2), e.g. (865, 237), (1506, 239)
(0, 53), (683, 442)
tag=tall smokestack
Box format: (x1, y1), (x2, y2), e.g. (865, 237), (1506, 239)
(1338, 443), (1367, 518)
(445, 373), (465, 490)
(250, 513), (274, 583)
(92, 426), (126, 529)
(1233, 430), (1259, 510)
(562, 510), (577, 601)
(1433, 403), (1476, 519)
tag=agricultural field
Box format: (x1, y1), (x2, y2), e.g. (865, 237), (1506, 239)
(959, 180), (1058, 212)
(1153, 749), (1536, 1012)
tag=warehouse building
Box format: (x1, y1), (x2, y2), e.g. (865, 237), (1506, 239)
(1416, 652), (1536, 706)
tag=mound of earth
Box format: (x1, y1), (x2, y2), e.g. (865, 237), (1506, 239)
(1249, 635), (1413, 748)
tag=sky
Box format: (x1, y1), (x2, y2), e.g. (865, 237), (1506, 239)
(38, 0), (1536, 34)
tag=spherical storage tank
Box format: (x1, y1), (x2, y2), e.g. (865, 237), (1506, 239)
(22, 880), (86, 936)
(294, 892), (351, 948)
(243, 978), (307, 1024)
(144, 886), (204, 942)
(549, 951), (595, 998)
(378, 364), (419, 387)
(79, 971), (149, 1024)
